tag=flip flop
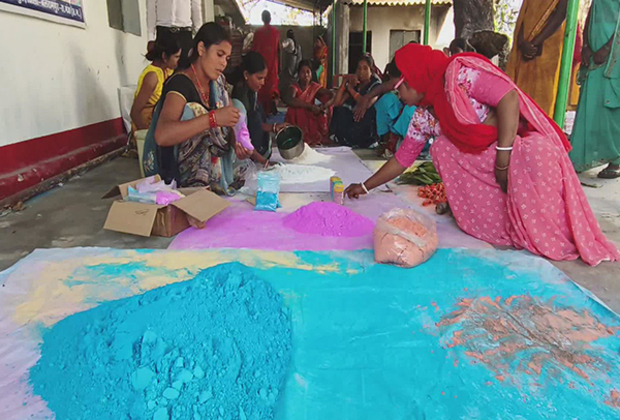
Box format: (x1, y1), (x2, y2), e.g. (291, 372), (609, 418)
(597, 167), (620, 179)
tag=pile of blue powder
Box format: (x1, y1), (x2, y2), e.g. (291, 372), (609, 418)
(29, 263), (292, 420)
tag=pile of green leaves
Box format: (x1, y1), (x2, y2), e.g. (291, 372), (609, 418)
(396, 161), (442, 186)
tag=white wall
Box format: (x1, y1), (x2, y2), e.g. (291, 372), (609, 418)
(0, 0), (151, 147)
(434, 6), (454, 51)
(350, 5), (454, 70)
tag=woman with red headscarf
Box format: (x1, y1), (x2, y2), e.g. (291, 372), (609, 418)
(345, 43), (619, 266)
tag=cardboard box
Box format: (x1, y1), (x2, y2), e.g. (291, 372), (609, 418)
(102, 175), (230, 237)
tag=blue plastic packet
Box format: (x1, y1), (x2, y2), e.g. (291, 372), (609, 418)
(255, 171), (281, 212)
(126, 186), (157, 204)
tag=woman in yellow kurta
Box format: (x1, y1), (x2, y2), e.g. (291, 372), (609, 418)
(131, 37), (182, 130)
(506, 0), (569, 117)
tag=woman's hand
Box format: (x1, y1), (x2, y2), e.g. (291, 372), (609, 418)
(582, 45), (593, 67)
(274, 123), (291, 132)
(310, 105), (323, 115)
(520, 41), (539, 61)
(214, 106), (240, 128)
(348, 74), (360, 87)
(251, 151), (271, 168)
(345, 183), (367, 199)
(354, 95), (371, 122)
(495, 150), (511, 193)
(495, 168), (509, 194)
(234, 142), (253, 160)
(593, 46), (611, 65)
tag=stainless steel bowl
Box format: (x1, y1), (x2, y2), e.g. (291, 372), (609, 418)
(276, 126), (305, 160)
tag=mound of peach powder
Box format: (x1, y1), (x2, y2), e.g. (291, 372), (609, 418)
(282, 202), (374, 237)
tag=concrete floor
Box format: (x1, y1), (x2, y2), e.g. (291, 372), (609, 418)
(0, 157), (172, 271)
(1, 155), (619, 311)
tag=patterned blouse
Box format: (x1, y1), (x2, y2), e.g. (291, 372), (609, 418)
(395, 67), (512, 168)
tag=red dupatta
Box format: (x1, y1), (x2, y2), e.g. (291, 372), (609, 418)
(393, 43), (570, 154)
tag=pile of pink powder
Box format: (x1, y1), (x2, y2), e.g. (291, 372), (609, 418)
(282, 202), (374, 237)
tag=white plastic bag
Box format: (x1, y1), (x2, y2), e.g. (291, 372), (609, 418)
(373, 208), (438, 268)
(241, 160), (259, 195)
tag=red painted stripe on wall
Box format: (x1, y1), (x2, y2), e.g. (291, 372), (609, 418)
(0, 118), (126, 200)
(1, 119), (125, 175)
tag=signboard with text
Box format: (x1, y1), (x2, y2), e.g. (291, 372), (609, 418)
(0, 0), (85, 27)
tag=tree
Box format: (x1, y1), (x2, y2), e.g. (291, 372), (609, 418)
(453, 0), (495, 38)
(494, 0), (521, 41)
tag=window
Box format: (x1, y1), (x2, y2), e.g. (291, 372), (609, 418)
(389, 30), (421, 59)
(107, 0), (142, 36)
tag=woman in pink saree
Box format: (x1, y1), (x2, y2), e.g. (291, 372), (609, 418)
(346, 44), (619, 266)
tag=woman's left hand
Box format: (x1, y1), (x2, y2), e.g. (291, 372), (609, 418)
(310, 105), (323, 115)
(495, 168), (509, 194)
(593, 46), (611, 65)
(274, 123), (291, 132)
(354, 95), (371, 122)
(520, 41), (539, 61)
(582, 45), (593, 67)
(234, 142), (253, 160)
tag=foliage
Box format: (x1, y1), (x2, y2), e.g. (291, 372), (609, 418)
(494, 0), (521, 41)
(236, 0), (316, 26)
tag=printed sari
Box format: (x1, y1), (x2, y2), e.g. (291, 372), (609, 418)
(143, 76), (244, 195)
(395, 44), (620, 266)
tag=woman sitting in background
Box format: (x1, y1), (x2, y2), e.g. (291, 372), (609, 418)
(374, 60), (417, 157)
(231, 52), (289, 165)
(346, 43), (619, 266)
(131, 37), (181, 130)
(143, 22), (252, 194)
(331, 54), (382, 148)
(285, 60), (333, 146)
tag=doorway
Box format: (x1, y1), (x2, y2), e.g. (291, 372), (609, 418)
(348, 31), (372, 74)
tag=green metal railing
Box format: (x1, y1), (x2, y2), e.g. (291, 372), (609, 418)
(362, 0), (368, 52)
(553, 0), (581, 127)
(424, 0), (431, 45)
(331, 0), (336, 84)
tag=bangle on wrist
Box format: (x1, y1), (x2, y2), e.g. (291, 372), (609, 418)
(495, 146), (513, 152)
(495, 164), (510, 171)
(208, 111), (218, 129)
(361, 182), (370, 194)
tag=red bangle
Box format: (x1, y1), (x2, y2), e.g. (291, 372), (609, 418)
(208, 111), (218, 129)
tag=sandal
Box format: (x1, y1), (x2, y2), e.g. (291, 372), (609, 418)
(597, 166), (620, 179)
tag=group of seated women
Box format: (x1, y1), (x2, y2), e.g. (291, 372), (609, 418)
(283, 54), (383, 148)
(130, 22), (619, 267)
(132, 22), (389, 190)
